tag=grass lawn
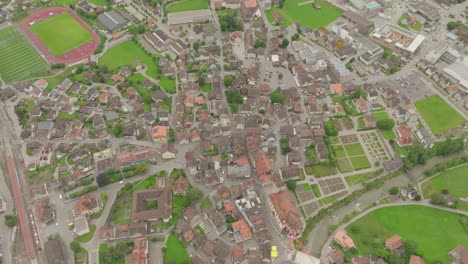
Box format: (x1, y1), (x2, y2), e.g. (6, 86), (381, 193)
(397, 13), (423, 31)
(99, 40), (159, 78)
(345, 170), (381, 186)
(311, 184), (321, 198)
(302, 184), (311, 191)
(266, 0), (342, 29)
(350, 156), (371, 171)
(397, 13), (410, 30)
(380, 129), (396, 140)
(166, 0), (208, 13)
(346, 205), (468, 263)
(333, 145), (347, 158)
(163, 233), (190, 264)
(57, 111), (83, 121)
(111, 194), (132, 225)
(0, 27), (20, 41)
(128, 74), (154, 111)
(319, 194), (336, 205)
(200, 196), (212, 209)
(74, 224), (96, 243)
(337, 158), (353, 173)
(30, 13), (93, 56)
(160, 76), (176, 94)
(311, 164), (336, 177)
(74, 247), (88, 264)
(421, 164), (468, 199)
(344, 143), (366, 156)
(195, 225), (205, 234)
(0, 27), (47, 83)
(201, 83), (212, 92)
(413, 21), (423, 31)
(414, 95), (465, 135)
(134, 175), (157, 191)
(371, 111), (390, 122)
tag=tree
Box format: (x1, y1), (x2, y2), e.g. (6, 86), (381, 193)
(278, 73), (283, 80)
(193, 41), (200, 52)
(434, 138), (464, 156)
(430, 193), (448, 206)
(404, 240), (418, 259)
(386, 253), (401, 264)
(100, 65), (109, 73)
(280, 138), (290, 154)
(254, 39), (266, 48)
(198, 76), (205, 86)
(277, 0), (284, 7)
(96, 173), (109, 187)
(280, 38), (289, 48)
(270, 91), (285, 104)
(168, 128), (176, 143)
(110, 124), (124, 138)
(70, 241), (81, 252)
(447, 21), (459, 30)
(389, 186), (399, 195)
(137, 24), (146, 34)
(4, 215), (17, 228)
(224, 75), (234, 87)
(404, 143), (430, 168)
(286, 180), (296, 191)
(75, 64), (84, 74)
(377, 119), (395, 130)
(291, 33), (300, 41)
(186, 188), (203, 205)
(324, 119), (338, 136)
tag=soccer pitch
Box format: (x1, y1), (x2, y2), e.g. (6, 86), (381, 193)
(0, 27), (47, 83)
(29, 13), (93, 56)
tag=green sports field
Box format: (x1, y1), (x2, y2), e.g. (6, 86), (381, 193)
(346, 205), (468, 263)
(30, 13), (93, 56)
(415, 95), (465, 135)
(166, 0), (208, 13)
(266, 0), (342, 29)
(0, 27), (47, 83)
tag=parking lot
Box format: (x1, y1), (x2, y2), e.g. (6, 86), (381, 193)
(376, 71), (433, 102)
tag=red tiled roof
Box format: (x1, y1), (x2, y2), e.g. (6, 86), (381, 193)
(269, 190), (303, 232)
(232, 219), (252, 240)
(254, 150), (272, 176)
(409, 255), (425, 264)
(386, 235), (404, 251)
(334, 230), (355, 250)
(330, 83), (343, 94)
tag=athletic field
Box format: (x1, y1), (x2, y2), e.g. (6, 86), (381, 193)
(0, 27), (47, 83)
(29, 13), (93, 56)
(415, 95), (465, 135)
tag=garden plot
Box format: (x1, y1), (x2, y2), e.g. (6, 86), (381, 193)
(302, 201), (319, 217)
(296, 184), (316, 204)
(333, 118), (353, 131)
(318, 177), (346, 195)
(340, 134), (359, 144)
(360, 131), (389, 161)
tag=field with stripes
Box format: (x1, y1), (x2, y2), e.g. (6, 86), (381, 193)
(0, 26), (47, 83)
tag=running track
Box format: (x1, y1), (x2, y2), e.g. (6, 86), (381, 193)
(18, 7), (99, 64)
(5, 156), (35, 261)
